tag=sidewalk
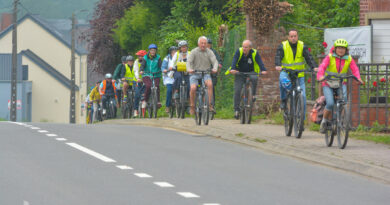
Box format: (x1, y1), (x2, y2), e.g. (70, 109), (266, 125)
(103, 118), (390, 184)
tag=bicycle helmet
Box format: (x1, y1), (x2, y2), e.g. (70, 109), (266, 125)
(148, 44), (158, 50)
(281, 76), (292, 91)
(168, 46), (177, 53)
(121, 56), (127, 62)
(178, 40), (188, 48)
(136, 50), (147, 56)
(126, 55), (134, 61)
(207, 38), (212, 44)
(334, 39), (348, 48)
(105, 73), (112, 79)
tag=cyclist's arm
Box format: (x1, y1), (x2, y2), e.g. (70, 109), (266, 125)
(349, 58), (362, 81)
(274, 44), (284, 67)
(186, 51), (194, 72)
(161, 57), (169, 72)
(303, 45), (318, 70)
(209, 49), (218, 72)
(255, 52), (267, 72)
(316, 55), (330, 80)
(231, 49), (240, 71)
(170, 52), (178, 69)
(133, 61), (140, 80)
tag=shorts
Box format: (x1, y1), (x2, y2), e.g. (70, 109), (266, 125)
(189, 73), (212, 86)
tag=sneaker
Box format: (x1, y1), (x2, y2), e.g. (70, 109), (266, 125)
(234, 111), (239, 119)
(141, 101), (146, 109)
(165, 107), (170, 113)
(133, 110), (139, 117)
(157, 102), (162, 109)
(320, 120), (327, 134)
(209, 105), (215, 113)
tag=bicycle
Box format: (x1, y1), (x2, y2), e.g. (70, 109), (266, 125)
(142, 72), (160, 119)
(282, 68), (307, 138)
(174, 71), (189, 119)
(169, 88), (176, 118)
(103, 95), (116, 120)
(193, 71), (212, 126)
(86, 103), (92, 124)
(120, 79), (135, 119)
(320, 74), (359, 149)
(236, 72), (258, 124)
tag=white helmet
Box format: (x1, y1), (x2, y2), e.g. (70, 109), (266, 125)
(105, 73), (112, 79)
(178, 40), (188, 48)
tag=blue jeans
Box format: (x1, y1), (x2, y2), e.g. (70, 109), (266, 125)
(279, 71), (306, 117)
(323, 85), (347, 111)
(165, 84), (173, 107)
(134, 82), (145, 110)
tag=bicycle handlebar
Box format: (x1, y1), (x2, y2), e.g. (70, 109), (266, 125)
(235, 71), (259, 76)
(321, 74), (359, 82)
(282, 68), (310, 74)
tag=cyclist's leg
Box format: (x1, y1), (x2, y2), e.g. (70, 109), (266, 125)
(142, 76), (152, 103)
(249, 75), (259, 100)
(101, 95), (108, 110)
(341, 84), (347, 102)
(154, 77), (161, 105)
(298, 76), (306, 119)
(173, 71), (181, 96)
(279, 71), (288, 108)
(234, 74), (245, 112)
(189, 74), (200, 114)
(134, 83), (141, 110)
(204, 74), (214, 109)
(321, 86), (334, 133)
(211, 73), (218, 104)
(92, 102), (98, 122)
(185, 74), (190, 99)
(122, 81), (129, 101)
(166, 84), (173, 107)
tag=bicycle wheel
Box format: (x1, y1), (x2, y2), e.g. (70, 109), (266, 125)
(239, 87), (245, 124)
(194, 92), (201, 125)
(109, 102), (115, 119)
(245, 83), (253, 124)
(128, 91), (134, 119)
(325, 119), (335, 147)
(153, 88), (158, 118)
(148, 96), (153, 119)
(293, 93), (305, 138)
(121, 101), (128, 119)
(202, 88), (209, 125)
(169, 100), (175, 119)
(337, 104), (350, 149)
(283, 95), (293, 136)
(175, 98), (181, 118)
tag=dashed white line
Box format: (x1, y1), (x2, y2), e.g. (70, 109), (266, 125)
(30, 127), (40, 129)
(134, 173), (152, 178)
(66, 142), (116, 163)
(46, 134), (58, 137)
(154, 182), (174, 188)
(203, 203), (221, 205)
(56, 138), (67, 141)
(38, 130), (48, 133)
(116, 165), (133, 170)
(177, 192), (200, 198)
(23, 200), (30, 205)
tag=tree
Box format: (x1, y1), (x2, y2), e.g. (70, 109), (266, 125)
(86, 0), (134, 74)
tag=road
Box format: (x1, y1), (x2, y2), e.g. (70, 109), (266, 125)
(1, 121), (390, 205)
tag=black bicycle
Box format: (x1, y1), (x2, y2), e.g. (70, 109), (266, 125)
(121, 80), (135, 119)
(236, 72), (258, 124)
(321, 74), (359, 149)
(145, 72), (160, 119)
(282, 68), (307, 138)
(103, 95), (116, 120)
(193, 71), (212, 126)
(174, 72), (189, 119)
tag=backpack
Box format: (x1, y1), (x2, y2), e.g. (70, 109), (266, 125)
(310, 96), (326, 124)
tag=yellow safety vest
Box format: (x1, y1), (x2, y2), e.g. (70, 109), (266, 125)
(326, 53), (352, 82)
(225, 48), (260, 75)
(281, 40), (305, 78)
(124, 64), (135, 83)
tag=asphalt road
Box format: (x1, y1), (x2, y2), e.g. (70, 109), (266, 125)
(1, 121), (390, 205)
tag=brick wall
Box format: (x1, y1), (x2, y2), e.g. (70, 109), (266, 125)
(0, 13), (12, 32)
(360, 0), (390, 25)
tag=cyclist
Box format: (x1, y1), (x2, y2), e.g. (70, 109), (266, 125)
(206, 38), (223, 113)
(99, 73), (117, 116)
(133, 50), (147, 117)
(89, 81), (101, 123)
(140, 44), (162, 110)
(317, 39), (363, 133)
(171, 40), (191, 100)
(113, 56), (127, 105)
(228, 40), (267, 119)
(275, 29), (318, 119)
(121, 55), (136, 103)
(187, 36), (218, 115)
(162, 46), (177, 113)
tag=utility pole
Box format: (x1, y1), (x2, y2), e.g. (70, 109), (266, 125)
(10, 0), (18, 122)
(69, 13), (76, 123)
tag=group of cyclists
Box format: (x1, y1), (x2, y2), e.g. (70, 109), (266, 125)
(86, 30), (364, 144)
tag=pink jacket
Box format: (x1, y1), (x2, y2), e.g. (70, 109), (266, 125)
(317, 47), (361, 86)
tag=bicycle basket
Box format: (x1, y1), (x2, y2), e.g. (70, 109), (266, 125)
(177, 62), (187, 72)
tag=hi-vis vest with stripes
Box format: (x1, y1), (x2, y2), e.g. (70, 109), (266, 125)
(281, 40), (305, 78)
(326, 53), (352, 82)
(225, 48), (260, 75)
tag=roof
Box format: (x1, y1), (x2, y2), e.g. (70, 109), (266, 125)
(21, 49), (79, 91)
(0, 14), (89, 55)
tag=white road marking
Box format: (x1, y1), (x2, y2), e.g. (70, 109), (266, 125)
(38, 130), (48, 133)
(30, 127), (40, 129)
(177, 192), (200, 198)
(203, 204), (221, 205)
(56, 138), (67, 141)
(134, 173), (152, 178)
(46, 134), (58, 137)
(116, 165), (133, 170)
(154, 182), (174, 188)
(66, 142), (116, 163)
(23, 200), (30, 205)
